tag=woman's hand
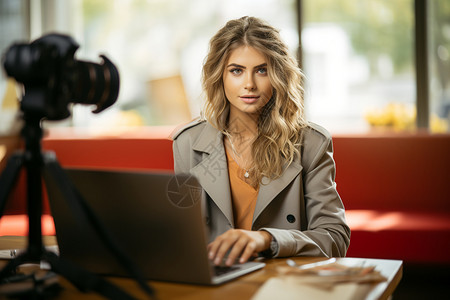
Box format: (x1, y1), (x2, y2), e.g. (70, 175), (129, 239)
(207, 229), (272, 266)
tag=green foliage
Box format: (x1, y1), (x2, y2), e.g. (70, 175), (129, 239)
(83, 0), (111, 24)
(302, 0), (414, 74)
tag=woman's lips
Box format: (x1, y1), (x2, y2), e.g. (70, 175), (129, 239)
(240, 96), (260, 104)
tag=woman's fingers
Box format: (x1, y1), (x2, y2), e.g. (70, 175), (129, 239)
(208, 230), (239, 265)
(225, 235), (251, 266)
(208, 229), (272, 266)
(238, 240), (258, 264)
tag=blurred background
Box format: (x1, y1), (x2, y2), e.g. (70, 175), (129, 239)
(0, 0), (449, 134)
(0, 2), (449, 299)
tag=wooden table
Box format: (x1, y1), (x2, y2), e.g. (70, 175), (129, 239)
(0, 236), (402, 300)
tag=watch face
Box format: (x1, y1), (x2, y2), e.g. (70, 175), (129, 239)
(270, 239), (279, 255)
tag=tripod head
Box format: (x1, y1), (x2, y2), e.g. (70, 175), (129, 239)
(2, 33), (120, 121)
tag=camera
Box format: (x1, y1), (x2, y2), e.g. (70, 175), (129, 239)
(2, 33), (119, 120)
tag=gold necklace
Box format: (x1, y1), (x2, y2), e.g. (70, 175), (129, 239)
(227, 135), (250, 178)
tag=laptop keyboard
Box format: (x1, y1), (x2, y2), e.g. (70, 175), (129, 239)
(213, 265), (239, 276)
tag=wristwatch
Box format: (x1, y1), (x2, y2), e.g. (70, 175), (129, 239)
(268, 237), (279, 256)
(261, 234), (279, 257)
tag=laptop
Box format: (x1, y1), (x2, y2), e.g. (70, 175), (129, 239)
(43, 168), (265, 285)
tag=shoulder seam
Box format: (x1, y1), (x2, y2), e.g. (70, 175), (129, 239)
(170, 118), (206, 140)
(306, 121), (331, 140)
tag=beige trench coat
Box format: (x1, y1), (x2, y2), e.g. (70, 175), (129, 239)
(172, 119), (350, 258)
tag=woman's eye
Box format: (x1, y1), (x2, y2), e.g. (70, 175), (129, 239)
(257, 68), (267, 75)
(230, 68), (242, 75)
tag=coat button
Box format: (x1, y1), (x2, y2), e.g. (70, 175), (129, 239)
(287, 214), (296, 223)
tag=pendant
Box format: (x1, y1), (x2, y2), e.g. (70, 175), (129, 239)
(244, 171), (249, 178)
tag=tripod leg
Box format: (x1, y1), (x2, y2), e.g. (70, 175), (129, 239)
(43, 251), (136, 300)
(0, 152), (24, 218)
(0, 152), (38, 281)
(43, 154), (155, 299)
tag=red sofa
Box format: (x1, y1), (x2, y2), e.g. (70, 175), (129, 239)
(1, 127), (449, 265)
(333, 133), (450, 264)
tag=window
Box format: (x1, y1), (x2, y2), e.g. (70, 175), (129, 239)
(301, 0), (417, 133)
(0, 0), (29, 136)
(429, 0), (450, 133)
(1, 0), (447, 133)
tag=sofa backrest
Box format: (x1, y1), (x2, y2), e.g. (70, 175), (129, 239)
(333, 133), (450, 212)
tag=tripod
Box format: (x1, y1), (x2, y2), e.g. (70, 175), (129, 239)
(0, 115), (155, 299)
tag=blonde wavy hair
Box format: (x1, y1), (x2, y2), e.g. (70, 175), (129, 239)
(202, 16), (307, 185)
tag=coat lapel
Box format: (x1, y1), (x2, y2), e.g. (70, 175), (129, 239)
(189, 123), (234, 226)
(253, 159), (303, 223)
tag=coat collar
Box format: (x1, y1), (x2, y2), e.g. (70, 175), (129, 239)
(189, 122), (303, 227)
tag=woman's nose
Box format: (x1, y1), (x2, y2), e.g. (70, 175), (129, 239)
(245, 74), (256, 90)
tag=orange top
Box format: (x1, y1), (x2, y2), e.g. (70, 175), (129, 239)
(225, 149), (259, 230)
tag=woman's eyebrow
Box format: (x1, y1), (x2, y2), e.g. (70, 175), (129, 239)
(226, 63), (245, 68)
(226, 63), (267, 69)
(254, 63), (267, 68)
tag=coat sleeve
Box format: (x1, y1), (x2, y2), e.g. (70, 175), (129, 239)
(261, 133), (351, 258)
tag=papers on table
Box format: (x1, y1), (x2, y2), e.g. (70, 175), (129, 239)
(252, 260), (387, 300)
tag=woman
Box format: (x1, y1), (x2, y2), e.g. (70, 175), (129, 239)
(172, 16), (350, 267)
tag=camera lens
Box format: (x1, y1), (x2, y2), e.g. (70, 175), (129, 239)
(71, 55), (119, 114)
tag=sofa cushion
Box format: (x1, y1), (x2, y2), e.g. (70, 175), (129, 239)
(346, 210), (450, 263)
(0, 214), (55, 236)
